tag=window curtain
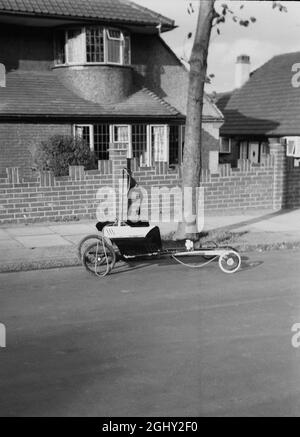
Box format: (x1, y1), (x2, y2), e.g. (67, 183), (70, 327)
(153, 126), (167, 162)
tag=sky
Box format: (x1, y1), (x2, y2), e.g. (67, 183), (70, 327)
(134, 0), (300, 92)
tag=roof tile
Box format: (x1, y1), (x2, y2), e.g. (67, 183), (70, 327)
(0, 70), (182, 118)
(0, 0), (175, 29)
(218, 52), (300, 137)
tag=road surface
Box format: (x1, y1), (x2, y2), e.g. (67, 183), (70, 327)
(0, 250), (300, 417)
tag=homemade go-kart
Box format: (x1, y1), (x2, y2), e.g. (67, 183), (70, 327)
(78, 168), (242, 277)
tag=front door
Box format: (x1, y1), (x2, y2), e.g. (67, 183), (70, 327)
(249, 142), (259, 164)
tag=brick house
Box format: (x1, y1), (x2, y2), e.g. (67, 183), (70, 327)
(0, 0), (223, 178)
(217, 53), (300, 168)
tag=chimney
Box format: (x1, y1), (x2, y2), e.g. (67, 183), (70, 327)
(0, 63), (6, 88)
(235, 55), (250, 89)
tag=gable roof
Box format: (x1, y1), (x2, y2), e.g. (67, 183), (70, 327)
(0, 70), (183, 119)
(0, 0), (175, 31)
(202, 94), (224, 122)
(218, 52), (300, 137)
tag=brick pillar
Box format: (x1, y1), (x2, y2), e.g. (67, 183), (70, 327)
(109, 143), (128, 221)
(269, 138), (287, 210)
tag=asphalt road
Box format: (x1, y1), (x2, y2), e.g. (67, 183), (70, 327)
(0, 250), (300, 417)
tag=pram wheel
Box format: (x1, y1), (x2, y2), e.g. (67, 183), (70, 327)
(82, 238), (116, 277)
(218, 250), (241, 274)
(77, 234), (104, 261)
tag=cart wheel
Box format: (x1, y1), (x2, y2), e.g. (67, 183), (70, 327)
(218, 250), (241, 274)
(77, 234), (104, 261)
(82, 239), (116, 277)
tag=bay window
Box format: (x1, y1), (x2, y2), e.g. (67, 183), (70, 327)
(54, 26), (131, 66)
(106, 29), (123, 64)
(54, 29), (66, 65)
(67, 29), (85, 64)
(86, 27), (104, 63)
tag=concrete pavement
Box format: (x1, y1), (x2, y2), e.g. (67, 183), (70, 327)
(0, 208), (300, 272)
(0, 250), (300, 416)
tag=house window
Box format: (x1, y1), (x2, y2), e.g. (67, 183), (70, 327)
(124, 35), (131, 65)
(74, 125), (94, 151)
(75, 124), (111, 160)
(54, 27), (130, 66)
(74, 123), (183, 165)
(54, 30), (66, 65)
(112, 125), (130, 143)
(132, 124), (148, 166)
(86, 27), (104, 63)
(94, 124), (110, 160)
(151, 125), (168, 162)
(106, 29), (122, 64)
(220, 137), (231, 154)
(286, 137), (300, 157)
(169, 125), (180, 165)
(66, 29), (85, 64)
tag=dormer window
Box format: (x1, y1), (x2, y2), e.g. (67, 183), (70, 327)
(54, 26), (131, 67)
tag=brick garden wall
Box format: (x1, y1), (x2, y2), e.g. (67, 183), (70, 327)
(286, 158), (300, 208)
(0, 143), (282, 224)
(0, 165), (113, 224)
(200, 160), (275, 212)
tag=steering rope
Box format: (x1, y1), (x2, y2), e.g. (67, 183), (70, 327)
(171, 254), (218, 269)
(94, 238), (110, 278)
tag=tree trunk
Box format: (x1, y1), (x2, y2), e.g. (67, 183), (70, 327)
(176, 0), (216, 240)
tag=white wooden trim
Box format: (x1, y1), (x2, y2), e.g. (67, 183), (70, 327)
(73, 124), (94, 152)
(146, 125), (151, 167)
(285, 137), (300, 157)
(112, 125), (130, 144)
(54, 26), (131, 67)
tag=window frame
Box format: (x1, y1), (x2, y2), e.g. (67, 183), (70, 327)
(112, 125), (130, 143)
(73, 123), (181, 166)
(106, 28), (123, 65)
(150, 124), (169, 164)
(286, 137), (300, 157)
(169, 124), (183, 166)
(85, 26), (105, 64)
(74, 124), (94, 152)
(54, 26), (130, 67)
(54, 29), (67, 65)
(132, 124), (148, 167)
(220, 137), (231, 154)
